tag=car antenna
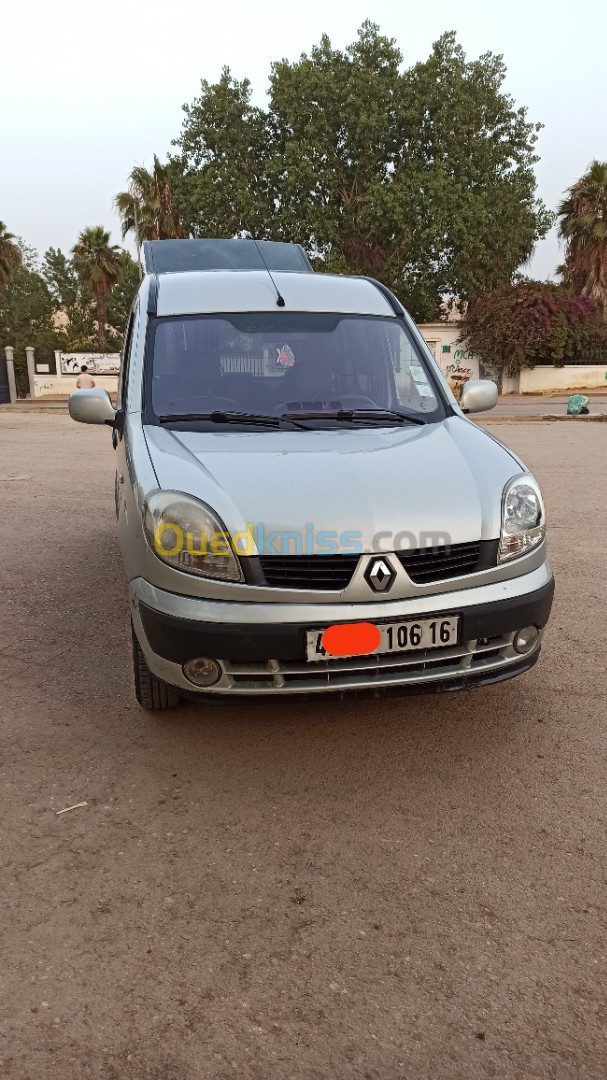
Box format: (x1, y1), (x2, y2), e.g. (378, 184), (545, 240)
(254, 240), (286, 307)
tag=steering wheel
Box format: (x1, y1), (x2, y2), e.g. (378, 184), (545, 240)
(164, 395), (243, 412)
(273, 394), (378, 415)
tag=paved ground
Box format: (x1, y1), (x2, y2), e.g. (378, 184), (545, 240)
(1, 414), (606, 1080)
(492, 393), (607, 418)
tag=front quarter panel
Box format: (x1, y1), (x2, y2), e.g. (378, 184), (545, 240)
(441, 415), (525, 539)
(116, 417), (159, 584)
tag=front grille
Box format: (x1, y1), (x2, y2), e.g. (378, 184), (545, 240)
(258, 542), (498, 591)
(259, 555), (360, 591)
(397, 541), (496, 584)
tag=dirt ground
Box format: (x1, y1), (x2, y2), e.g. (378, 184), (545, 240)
(1, 415), (606, 1080)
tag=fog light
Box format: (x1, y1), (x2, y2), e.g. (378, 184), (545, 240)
(183, 657), (222, 687)
(513, 626), (539, 654)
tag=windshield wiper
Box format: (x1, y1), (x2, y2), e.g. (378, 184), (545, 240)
(159, 411), (279, 427)
(158, 410), (310, 430)
(280, 409), (426, 426)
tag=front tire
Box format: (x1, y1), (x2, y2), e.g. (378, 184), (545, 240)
(131, 622), (181, 710)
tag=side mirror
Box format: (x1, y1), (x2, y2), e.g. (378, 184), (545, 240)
(459, 379), (498, 414)
(69, 388), (117, 426)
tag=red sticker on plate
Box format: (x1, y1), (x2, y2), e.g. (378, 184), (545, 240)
(321, 622), (381, 657)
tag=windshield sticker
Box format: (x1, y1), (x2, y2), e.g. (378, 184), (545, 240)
(276, 344), (295, 368)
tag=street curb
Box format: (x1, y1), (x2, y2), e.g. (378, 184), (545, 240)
(0, 406), (69, 414)
(480, 414), (607, 424)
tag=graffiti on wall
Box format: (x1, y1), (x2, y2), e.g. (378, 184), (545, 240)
(60, 353), (120, 375)
(444, 348), (473, 398)
(441, 346), (474, 398)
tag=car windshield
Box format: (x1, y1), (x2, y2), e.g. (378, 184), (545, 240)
(145, 312), (445, 426)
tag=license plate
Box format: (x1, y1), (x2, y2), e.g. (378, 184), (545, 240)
(306, 616), (460, 662)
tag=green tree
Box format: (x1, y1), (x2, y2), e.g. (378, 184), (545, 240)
(106, 250), (140, 345)
(1, 240), (139, 393)
(72, 227), (120, 349)
(114, 155), (187, 259)
(171, 24), (552, 320)
(396, 34), (553, 307)
(266, 24), (404, 274)
(171, 69), (273, 240)
(41, 246), (138, 350)
(462, 281), (606, 381)
(0, 222), (23, 290)
(0, 255), (64, 395)
(41, 246), (81, 309)
(558, 160), (607, 315)
(41, 246), (97, 346)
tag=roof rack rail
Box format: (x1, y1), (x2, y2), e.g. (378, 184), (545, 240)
(142, 238), (313, 275)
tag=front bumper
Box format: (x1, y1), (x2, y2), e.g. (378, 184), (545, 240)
(130, 562), (554, 696)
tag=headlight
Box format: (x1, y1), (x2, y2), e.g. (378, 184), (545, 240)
(499, 474), (546, 562)
(143, 491), (243, 581)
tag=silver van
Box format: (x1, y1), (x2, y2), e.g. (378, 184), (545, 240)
(69, 239), (554, 709)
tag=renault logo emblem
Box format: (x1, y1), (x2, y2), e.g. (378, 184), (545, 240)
(364, 556), (396, 593)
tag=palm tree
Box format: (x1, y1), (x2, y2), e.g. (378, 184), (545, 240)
(0, 222), (23, 290)
(72, 227), (120, 349)
(558, 160), (607, 316)
(114, 156), (187, 259)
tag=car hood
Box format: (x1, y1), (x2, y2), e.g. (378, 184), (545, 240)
(143, 417), (522, 554)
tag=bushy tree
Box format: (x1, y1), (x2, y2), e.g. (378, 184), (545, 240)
(41, 247), (97, 346)
(1, 241), (140, 394)
(0, 247), (63, 394)
(172, 69), (273, 241)
(41, 246), (139, 350)
(462, 281), (606, 379)
(171, 23), (552, 320)
(106, 250), (140, 345)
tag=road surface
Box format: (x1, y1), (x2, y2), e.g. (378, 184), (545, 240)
(492, 393), (607, 418)
(1, 415), (606, 1079)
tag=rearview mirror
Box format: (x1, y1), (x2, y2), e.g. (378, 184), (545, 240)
(459, 379), (498, 414)
(69, 388), (116, 426)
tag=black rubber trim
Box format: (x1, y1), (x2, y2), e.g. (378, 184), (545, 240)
(461, 576), (554, 640)
(147, 275), (158, 316)
(142, 240), (153, 273)
(361, 276), (405, 315)
(138, 576), (554, 665)
(476, 539), (500, 570)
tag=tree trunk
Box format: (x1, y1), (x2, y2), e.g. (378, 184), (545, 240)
(97, 291), (108, 350)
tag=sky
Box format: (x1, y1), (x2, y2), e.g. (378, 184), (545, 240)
(1, 0), (606, 281)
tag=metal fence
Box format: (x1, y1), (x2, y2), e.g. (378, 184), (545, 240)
(534, 337), (607, 365)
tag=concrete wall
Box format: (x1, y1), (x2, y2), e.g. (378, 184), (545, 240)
(419, 323), (607, 394)
(28, 351), (120, 398)
(32, 374), (118, 398)
(518, 365), (607, 393)
(418, 323), (479, 394)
